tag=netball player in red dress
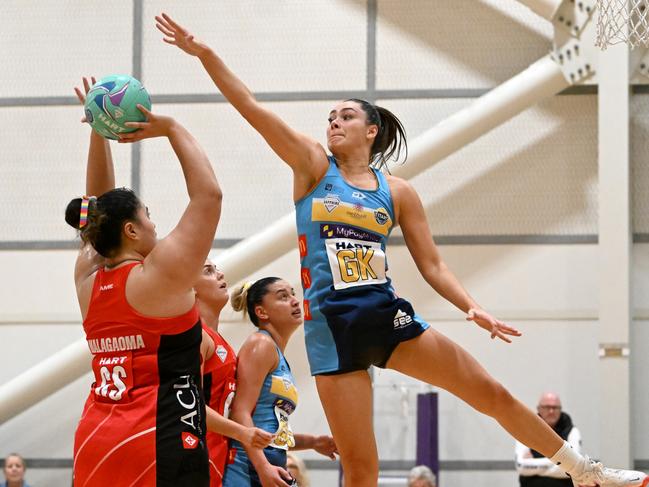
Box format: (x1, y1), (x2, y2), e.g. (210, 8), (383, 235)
(68, 80), (221, 487)
(195, 260), (273, 486)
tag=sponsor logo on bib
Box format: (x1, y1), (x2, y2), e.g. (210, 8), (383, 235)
(319, 223), (381, 243)
(375, 208), (389, 225)
(182, 432), (199, 449)
(324, 194), (340, 212)
(216, 345), (228, 363)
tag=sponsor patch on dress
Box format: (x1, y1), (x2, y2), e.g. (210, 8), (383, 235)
(182, 432), (199, 449)
(319, 223), (381, 242)
(374, 208), (389, 225)
(323, 194), (341, 212)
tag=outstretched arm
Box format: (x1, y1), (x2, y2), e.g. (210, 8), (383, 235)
(292, 434), (337, 459)
(156, 13), (328, 199)
(206, 407), (273, 449)
(390, 176), (521, 343)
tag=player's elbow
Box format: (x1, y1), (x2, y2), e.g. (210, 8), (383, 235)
(201, 180), (223, 210)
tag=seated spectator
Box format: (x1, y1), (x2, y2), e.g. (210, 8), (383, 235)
(408, 464), (437, 487)
(2, 454), (31, 487)
(515, 392), (581, 486)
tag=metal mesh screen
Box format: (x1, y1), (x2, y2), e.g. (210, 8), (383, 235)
(0, 106), (133, 242)
(596, 0), (649, 49)
(631, 94), (649, 234)
(143, 0), (367, 93)
(382, 95), (599, 238)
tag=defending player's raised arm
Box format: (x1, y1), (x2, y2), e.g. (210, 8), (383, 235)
(120, 107), (222, 294)
(156, 13), (329, 196)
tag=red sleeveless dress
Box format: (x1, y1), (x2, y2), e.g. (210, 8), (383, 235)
(73, 262), (209, 487)
(202, 324), (237, 487)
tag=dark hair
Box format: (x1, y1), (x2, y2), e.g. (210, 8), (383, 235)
(65, 188), (142, 258)
(230, 277), (282, 326)
(346, 98), (408, 171)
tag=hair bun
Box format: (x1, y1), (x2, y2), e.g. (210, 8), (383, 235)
(230, 282), (252, 315)
(65, 198), (83, 229)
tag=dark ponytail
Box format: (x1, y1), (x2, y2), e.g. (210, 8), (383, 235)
(65, 187), (141, 258)
(346, 98), (408, 171)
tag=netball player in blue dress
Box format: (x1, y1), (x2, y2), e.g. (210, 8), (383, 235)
(156, 13), (649, 487)
(224, 278), (337, 487)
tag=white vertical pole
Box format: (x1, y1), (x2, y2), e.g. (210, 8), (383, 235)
(597, 42), (632, 466)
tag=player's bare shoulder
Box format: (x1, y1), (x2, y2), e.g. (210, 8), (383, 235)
(384, 174), (417, 222)
(385, 174), (412, 193)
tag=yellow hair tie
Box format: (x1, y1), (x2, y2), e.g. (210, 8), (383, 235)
(242, 281), (253, 293)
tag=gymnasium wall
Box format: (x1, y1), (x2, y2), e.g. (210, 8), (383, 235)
(1, 1), (647, 486)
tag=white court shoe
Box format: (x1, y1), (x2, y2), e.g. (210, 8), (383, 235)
(570, 458), (648, 487)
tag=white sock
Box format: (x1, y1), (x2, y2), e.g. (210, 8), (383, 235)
(549, 441), (584, 475)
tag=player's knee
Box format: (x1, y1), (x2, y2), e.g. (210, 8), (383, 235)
(344, 467), (379, 486)
(341, 451), (379, 481)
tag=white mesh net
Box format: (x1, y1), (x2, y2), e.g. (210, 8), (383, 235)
(596, 0), (649, 49)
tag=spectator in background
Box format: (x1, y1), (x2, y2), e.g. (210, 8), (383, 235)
(287, 453), (310, 487)
(2, 454), (31, 487)
(516, 392), (581, 486)
(407, 465), (437, 487)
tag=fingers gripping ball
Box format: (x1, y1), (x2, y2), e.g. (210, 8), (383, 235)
(84, 75), (151, 140)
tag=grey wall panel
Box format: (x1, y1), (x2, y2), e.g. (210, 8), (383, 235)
(0, 1), (133, 98)
(142, 0), (367, 94)
(0, 106), (132, 241)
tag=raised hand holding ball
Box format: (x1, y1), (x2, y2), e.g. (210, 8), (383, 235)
(83, 75), (151, 140)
